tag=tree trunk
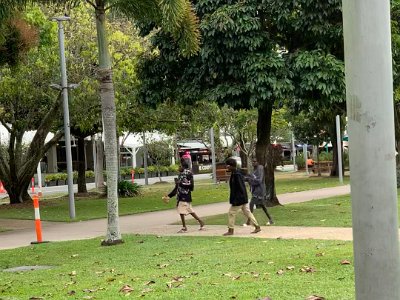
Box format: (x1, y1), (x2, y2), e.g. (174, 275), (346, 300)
(77, 136), (87, 194)
(329, 120), (342, 177)
(95, 135), (105, 189)
(239, 140), (249, 171)
(256, 101), (281, 206)
(95, 6), (122, 245)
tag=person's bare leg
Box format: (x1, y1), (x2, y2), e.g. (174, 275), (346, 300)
(178, 214), (187, 233)
(190, 212), (205, 229)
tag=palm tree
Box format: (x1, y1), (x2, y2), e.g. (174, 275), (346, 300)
(0, 0), (200, 245)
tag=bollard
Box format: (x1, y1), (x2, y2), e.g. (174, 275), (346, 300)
(31, 178), (35, 194)
(131, 169), (135, 184)
(31, 195), (48, 244)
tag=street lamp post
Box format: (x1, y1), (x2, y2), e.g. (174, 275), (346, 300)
(52, 16), (75, 219)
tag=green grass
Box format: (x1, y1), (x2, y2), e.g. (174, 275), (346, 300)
(0, 235), (355, 299)
(0, 175), (349, 222)
(185, 195), (353, 227)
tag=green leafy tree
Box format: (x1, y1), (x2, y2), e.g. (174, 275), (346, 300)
(0, 7), (63, 204)
(146, 139), (172, 182)
(1, 0), (200, 245)
(137, 0), (293, 205)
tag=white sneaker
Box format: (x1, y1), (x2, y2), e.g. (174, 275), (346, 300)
(242, 223), (248, 227)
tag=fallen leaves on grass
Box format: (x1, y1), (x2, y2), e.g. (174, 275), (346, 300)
(340, 260), (351, 265)
(69, 271), (77, 276)
(276, 269), (284, 275)
(286, 265), (295, 270)
(157, 263), (169, 269)
(144, 280), (155, 286)
(300, 266), (316, 273)
(119, 284), (134, 294)
(67, 290), (75, 296)
(316, 252), (325, 257)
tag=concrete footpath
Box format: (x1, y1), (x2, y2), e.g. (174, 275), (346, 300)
(0, 185), (352, 250)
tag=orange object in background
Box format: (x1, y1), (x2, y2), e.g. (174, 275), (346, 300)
(307, 158), (314, 167)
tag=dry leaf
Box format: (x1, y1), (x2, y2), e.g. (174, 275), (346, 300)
(232, 276), (241, 280)
(316, 252), (325, 257)
(300, 266), (316, 273)
(71, 254), (79, 258)
(82, 297), (93, 300)
(340, 260), (351, 265)
(158, 264), (169, 269)
(276, 269), (284, 275)
(306, 295), (325, 300)
(83, 288), (97, 293)
(119, 284), (134, 294)
(69, 271), (77, 276)
(286, 266), (295, 270)
(67, 290), (75, 296)
(260, 297), (272, 300)
(144, 280), (156, 285)
(29, 297), (43, 300)
(172, 276), (184, 282)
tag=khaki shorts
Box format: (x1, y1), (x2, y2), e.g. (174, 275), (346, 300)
(177, 201), (194, 215)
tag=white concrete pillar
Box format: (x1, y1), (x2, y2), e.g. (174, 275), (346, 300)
(343, 0), (400, 298)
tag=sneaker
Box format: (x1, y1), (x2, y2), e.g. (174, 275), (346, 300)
(251, 226), (261, 234)
(267, 220), (274, 225)
(242, 223), (248, 227)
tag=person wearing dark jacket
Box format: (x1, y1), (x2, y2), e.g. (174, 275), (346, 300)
(244, 159), (274, 226)
(223, 157), (261, 236)
(162, 160), (204, 233)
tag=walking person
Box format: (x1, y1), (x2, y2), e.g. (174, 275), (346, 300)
(244, 158), (274, 226)
(223, 157), (261, 236)
(162, 160), (205, 233)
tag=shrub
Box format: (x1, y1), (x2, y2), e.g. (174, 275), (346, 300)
(168, 164), (179, 173)
(85, 170), (95, 178)
(319, 151), (333, 161)
(147, 165), (156, 173)
(118, 181), (141, 197)
(136, 167), (144, 174)
(295, 154), (306, 169)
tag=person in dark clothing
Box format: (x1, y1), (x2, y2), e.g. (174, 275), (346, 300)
(223, 157), (261, 236)
(162, 160), (204, 233)
(244, 159), (274, 226)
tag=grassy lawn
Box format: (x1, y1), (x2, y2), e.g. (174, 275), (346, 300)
(0, 235), (355, 299)
(0, 174), (349, 222)
(185, 195), (353, 227)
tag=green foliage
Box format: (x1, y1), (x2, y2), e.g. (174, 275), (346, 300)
(319, 151), (333, 162)
(295, 154), (306, 169)
(117, 181), (141, 197)
(85, 171), (95, 178)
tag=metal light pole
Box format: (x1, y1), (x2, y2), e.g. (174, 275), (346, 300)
(291, 131), (296, 171)
(142, 132), (149, 186)
(210, 127), (217, 184)
(335, 115), (343, 184)
(343, 0), (400, 298)
(52, 16), (75, 219)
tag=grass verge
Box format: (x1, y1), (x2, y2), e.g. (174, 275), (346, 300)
(0, 235), (354, 299)
(0, 175), (349, 222)
(185, 195), (353, 228)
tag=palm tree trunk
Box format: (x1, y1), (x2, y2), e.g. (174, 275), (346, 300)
(95, 6), (122, 245)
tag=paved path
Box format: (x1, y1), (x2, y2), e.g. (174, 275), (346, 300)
(0, 185), (351, 250)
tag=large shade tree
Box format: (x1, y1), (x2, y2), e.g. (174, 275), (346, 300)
(0, 7), (64, 204)
(0, 0), (200, 245)
(137, 0), (293, 206)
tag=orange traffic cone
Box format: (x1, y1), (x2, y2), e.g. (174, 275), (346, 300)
(31, 194), (48, 244)
(0, 181), (5, 193)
